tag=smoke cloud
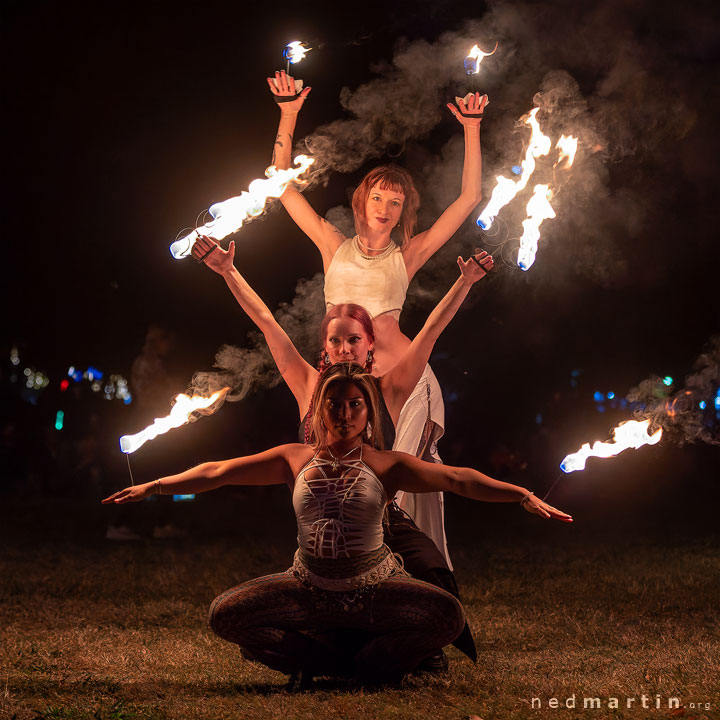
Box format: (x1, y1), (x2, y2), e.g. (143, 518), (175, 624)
(627, 336), (720, 446)
(188, 273), (325, 404)
(184, 0), (714, 404)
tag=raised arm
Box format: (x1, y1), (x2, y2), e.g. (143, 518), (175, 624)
(402, 93), (487, 280)
(192, 236), (317, 416)
(380, 251), (493, 425)
(267, 70), (346, 270)
(102, 445), (297, 504)
(382, 451), (573, 523)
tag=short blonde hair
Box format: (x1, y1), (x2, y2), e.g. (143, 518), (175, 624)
(309, 362), (383, 449)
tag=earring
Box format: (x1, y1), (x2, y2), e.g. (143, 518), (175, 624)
(366, 350), (374, 366)
(324, 353), (331, 366)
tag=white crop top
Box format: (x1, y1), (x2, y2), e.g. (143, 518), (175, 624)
(324, 237), (409, 320)
(293, 447), (387, 559)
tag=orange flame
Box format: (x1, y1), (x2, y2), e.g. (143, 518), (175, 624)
(477, 108), (551, 229)
(560, 419), (663, 473)
(170, 155), (315, 259)
(120, 387), (230, 454)
(517, 184), (555, 270)
(556, 135), (578, 168)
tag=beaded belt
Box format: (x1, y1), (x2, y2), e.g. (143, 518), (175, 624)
(290, 545), (408, 592)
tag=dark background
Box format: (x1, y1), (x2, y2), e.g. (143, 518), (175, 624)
(2, 0), (719, 532)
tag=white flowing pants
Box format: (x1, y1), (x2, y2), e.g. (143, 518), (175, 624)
(392, 364), (453, 570)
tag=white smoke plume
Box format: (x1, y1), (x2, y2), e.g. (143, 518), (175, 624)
(627, 336), (720, 446)
(188, 273), (325, 403)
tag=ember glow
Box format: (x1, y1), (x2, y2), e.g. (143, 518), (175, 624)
(284, 41), (311, 65)
(517, 184), (556, 271)
(560, 419), (663, 473)
(476, 108), (551, 230)
(464, 42), (498, 74)
(556, 134), (578, 168)
(119, 387), (230, 454)
(170, 155), (315, 259)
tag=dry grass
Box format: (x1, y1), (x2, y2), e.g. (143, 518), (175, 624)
(1, 498), (719, 720)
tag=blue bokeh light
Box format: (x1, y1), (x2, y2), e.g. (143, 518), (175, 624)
(593, 391), (605, 402)
(663, 376), (673, 386)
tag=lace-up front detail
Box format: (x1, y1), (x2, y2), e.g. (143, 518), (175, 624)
(293, 445), (387, 559)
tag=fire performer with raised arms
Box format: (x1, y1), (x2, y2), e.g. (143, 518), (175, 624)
(192, 234), (492, 666)
(104, 362), (571, 686)
(266, 70), (487, 571)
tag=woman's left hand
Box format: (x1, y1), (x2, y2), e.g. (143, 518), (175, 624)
(447, 92), (488, 128)
(458, 250), (493, 282)
(102, 483), (153, 505)
(521, 493), (573, 523)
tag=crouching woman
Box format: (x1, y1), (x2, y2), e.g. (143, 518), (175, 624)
(103, 363), (572, 684)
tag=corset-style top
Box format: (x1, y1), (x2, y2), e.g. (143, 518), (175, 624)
(324, 237), (409, 320)
(293, 445), (387, 559)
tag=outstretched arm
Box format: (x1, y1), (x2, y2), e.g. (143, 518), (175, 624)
(380, 251), (493, 425)
(102, 445), (296, 504)
(384, 452), (573, 522)
(267, 70), (346, 270)
(192, 236), (317, 416)
(402, 93), (487, 280)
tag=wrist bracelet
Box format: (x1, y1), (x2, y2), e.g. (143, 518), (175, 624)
(155, 479), (162, 495)
(520, 491), (533, 508)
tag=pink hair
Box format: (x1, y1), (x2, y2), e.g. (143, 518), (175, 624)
(318, 304), (375, 373)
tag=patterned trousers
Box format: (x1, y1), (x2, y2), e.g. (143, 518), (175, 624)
(209, 570), (465, 681)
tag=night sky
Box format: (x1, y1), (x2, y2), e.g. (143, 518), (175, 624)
(4, 0), (719, 508)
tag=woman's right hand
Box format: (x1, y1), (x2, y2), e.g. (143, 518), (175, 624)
(102, 482), (153, 505)
(192, 236), (235, 276)
(458, 249), (494, 283)
(266, 70), (311, 114)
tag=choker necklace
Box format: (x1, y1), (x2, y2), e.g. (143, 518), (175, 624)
(326, 443), (361, 473)
(354, 236), (395, 261)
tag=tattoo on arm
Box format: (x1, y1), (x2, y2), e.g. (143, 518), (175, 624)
(320, 217), (346, 238)
(271, 133), (293, 166)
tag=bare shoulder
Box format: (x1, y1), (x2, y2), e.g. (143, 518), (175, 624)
(279, 442), (315, 467)
(400, 231), (430, 278)
(362, 446), (415, 474)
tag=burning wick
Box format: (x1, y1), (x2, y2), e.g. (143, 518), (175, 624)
(284, 40), (311, 73)
(169, 155), (315, 259)
(560, 419), (663, 474)
(119, 387), (230, 454)
(464, 42), (498, 74)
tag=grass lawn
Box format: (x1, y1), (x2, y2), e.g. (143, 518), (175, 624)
(1, 489), (718, 720)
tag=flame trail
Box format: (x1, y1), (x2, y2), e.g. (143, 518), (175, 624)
(517, 184), (556, 271)
(119, 387), (230, 454)
(560, 419), (663, 473)
(476, 108), (551, 230)
(464, 42), (498, 74)
(170, 155), (315, 259)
